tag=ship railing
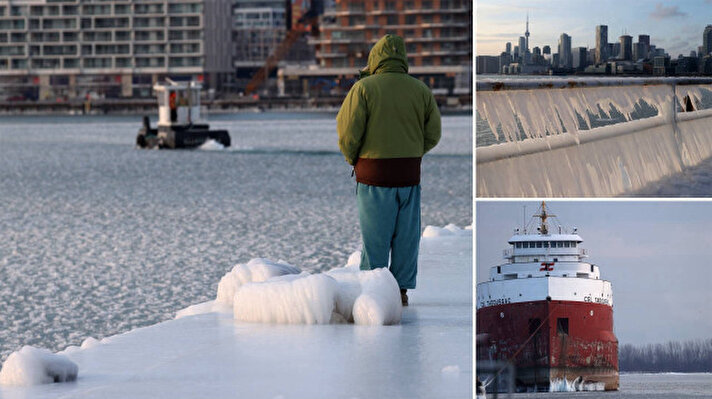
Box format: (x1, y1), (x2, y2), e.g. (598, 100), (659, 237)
(476, 77), (712, 197)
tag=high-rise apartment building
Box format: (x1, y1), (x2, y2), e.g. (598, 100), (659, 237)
(313, 0), (470, 68)
(595, 25), (608, 64)
(305, 0), (472, 95)
(0, 0), (233, 100)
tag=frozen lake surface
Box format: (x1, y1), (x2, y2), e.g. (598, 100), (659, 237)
(0, 226), (472, 399)
(511, 373), (712, 398)
(0, 112), (472, 361)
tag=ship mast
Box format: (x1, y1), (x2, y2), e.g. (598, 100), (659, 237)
(533, 201), (555, 235)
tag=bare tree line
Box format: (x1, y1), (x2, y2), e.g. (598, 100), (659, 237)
(619, 338), (712, 372)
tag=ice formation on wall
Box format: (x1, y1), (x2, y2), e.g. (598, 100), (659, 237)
(476, 81), (712, 196)
(0, 346), (78, 386)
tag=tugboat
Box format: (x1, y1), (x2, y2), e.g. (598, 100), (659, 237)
(476, 202), (618, 392)
(136, 79), (230, 149)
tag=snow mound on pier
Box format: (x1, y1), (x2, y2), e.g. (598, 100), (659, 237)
(423, 223), (470, 238)
(233, 273), (339, 324)
(0, 346), (77, 386)
(219, 252), (401, 325)
(327, 265), (402, 325)
(216, 258), (301, 305)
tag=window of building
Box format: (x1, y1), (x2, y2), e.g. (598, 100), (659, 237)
(557, 318), (569, 335)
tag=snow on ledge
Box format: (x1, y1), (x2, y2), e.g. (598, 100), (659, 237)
(0, 346), (78, 386)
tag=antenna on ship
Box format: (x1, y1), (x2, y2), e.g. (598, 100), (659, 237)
(533, 201), (555, 235)
(522, 205), (527, 234)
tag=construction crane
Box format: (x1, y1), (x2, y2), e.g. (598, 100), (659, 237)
(244, 0), (323, 96)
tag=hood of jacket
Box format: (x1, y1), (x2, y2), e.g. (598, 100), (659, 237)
(367, 34), (409, 75)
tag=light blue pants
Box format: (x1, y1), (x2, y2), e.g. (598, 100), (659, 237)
(357, 183), (421, 289)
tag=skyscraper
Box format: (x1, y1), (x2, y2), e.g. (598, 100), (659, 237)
(519, 36), (526, 59)
(506, 42), (512, 56)
(559, 33), (572, 69)
(704, 25), (712, 56)
(619, 35), (632, 61)
(596, 25), (608, 64)
(637, 34), (650, 60)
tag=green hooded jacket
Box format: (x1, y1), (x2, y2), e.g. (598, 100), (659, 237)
(336, 35), (441, 174)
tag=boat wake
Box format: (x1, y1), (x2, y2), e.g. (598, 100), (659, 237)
(549, 377), (605, 392)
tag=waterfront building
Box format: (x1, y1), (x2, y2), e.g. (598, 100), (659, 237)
(573, 46), (588, 70)
(499, 51), (512, 73)
(542, 45), (550, 55)
(506, 41), (512, 55)
(476, 55), (499, 74)
(304, 0), (472, 96)
(0, 0), (233, 100)
(595, 25), (608, 64)
(558, 33), (571, 69)
(619, 35), (632, 61)
(704, 25), (712, 56)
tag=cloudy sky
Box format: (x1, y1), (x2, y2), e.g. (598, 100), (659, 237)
(477, 0), (712, 57)
(476, 201), (712, 346)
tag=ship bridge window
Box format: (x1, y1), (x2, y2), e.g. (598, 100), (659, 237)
(571, 241), (577, 248)
(564, 242), (570, 248)
(557, 318), (569, 335)
(515, 242), (521, 248)
(536, 242), (542, 248)
(543, 242), (549, 248)
(557, 242), (563, 248)
(524, 242), (529, 248)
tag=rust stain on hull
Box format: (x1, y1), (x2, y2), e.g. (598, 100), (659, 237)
(477, 300), (619, 391)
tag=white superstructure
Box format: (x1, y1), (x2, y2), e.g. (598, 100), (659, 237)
(476, 203), (613, 309)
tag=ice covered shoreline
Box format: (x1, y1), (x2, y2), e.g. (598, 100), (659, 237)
(0, 225), (472, 398)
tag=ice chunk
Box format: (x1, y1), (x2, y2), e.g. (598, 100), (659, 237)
(327, 264), (402, 325)
(423, 224), (469, 238)
(216, 258), (301, 305)
(233, 273), (339, 324)
(0, 346), (78, 386)
(175, 300), (232, 319)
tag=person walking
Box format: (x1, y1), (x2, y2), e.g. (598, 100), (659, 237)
(336, 34), (441, 306)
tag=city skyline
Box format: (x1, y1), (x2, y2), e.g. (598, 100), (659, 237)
(477, 0), (712, 57)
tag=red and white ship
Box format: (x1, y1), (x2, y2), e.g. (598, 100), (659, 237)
(476, 202), (618, 391)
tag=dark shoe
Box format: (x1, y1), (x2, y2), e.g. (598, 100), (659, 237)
(400, 289), (408, 306)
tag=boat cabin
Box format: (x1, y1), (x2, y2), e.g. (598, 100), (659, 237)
(154, 80), (202, 127)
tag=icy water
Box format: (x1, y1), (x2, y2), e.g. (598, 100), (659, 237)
(511, 373), (712, 398)
(0, 112), (472, 361)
